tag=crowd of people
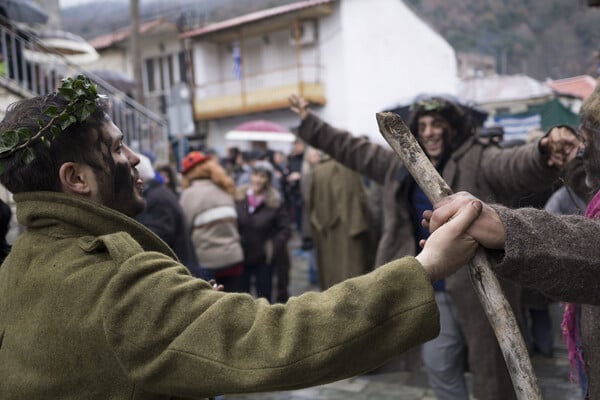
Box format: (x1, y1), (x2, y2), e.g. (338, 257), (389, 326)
(1, 73), (600, 400)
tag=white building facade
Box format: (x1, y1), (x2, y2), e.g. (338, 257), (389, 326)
(182, 0), (458, 154)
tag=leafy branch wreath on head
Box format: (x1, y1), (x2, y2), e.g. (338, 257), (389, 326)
(0, 74), (102, 174)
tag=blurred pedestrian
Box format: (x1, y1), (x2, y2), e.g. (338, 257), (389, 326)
(235, 161), (291, 302)
(155, 163), (180, 196)
(180, 151), (244, 291)
(287, 138), (305, 232)
(299, 147), (321, 285)
(135, 154), (200, 277)
(308, 154), (377, 289)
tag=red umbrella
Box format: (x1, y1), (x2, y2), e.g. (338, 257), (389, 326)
(225, 120), (295, 142)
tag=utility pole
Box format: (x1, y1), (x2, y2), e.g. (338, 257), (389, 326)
(130, 0), (144, 106)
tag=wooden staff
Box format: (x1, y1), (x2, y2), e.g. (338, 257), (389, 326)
(376, 112), (542, 400)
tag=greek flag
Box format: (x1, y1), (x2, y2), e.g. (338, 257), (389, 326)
(493, 114), (541, 142)
(233, 40), (242, 80)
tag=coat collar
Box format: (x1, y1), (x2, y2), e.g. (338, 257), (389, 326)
(234, 184), (282, 209)
(14, 191), (175, 257)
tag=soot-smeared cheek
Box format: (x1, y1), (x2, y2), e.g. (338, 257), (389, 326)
(113, 162), (133, 195)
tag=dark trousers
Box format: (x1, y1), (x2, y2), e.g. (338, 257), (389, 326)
(199, 266), (242, 293)
(274, 247), (291, 303)
(239, 263), (273, 303)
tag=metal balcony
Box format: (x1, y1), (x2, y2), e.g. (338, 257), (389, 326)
(193, 63), (325, 120)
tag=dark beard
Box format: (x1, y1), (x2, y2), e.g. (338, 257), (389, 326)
(582, 142), (600, 193)
(98, 162), (145, 217)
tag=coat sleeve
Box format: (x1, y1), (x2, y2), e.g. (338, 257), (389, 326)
(100, 242), (438, 398)
(491, 205), (600, 304)
(479, 141), (557, 196)
(296, 113), (401, 185)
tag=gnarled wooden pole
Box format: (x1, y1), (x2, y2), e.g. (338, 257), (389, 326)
(376, 112), (542, 400)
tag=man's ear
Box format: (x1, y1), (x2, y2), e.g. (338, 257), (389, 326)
(58, 162), (93, 195)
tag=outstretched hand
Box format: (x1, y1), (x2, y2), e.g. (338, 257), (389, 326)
(288, 94), (309, 120)
(540, 126), (581, 168)
(415, 200), (482, 282)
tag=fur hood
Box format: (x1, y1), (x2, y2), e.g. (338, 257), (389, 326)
(183, 165), (207, 182)
(235, 184), (282, 209)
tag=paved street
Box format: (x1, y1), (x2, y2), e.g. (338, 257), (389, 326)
(225, 237), (582, 400)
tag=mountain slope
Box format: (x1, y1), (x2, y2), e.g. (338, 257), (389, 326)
(405, 0), (600, 79)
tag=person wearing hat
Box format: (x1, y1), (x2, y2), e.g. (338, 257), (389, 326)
(179, 151), (244, 292)
(234, 160), (291, 302)
(288, 93), (579, 400)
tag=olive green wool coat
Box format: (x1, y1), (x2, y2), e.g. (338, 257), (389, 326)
(0, 192), (439, 399)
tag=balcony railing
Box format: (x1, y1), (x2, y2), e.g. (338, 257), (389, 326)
(193, 64), (326, 120)
(0, 25), (169, 163)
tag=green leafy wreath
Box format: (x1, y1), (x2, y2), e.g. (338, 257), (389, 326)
(0, 74), (102, 173)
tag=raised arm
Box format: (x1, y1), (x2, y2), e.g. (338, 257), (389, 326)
(481, 126), (580, 196)
(289, 94), (400, 185)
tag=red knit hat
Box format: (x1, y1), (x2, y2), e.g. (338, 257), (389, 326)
(181, 151), (211, 174)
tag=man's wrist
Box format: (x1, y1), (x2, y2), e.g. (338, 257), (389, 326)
(415, 253), (436, 283)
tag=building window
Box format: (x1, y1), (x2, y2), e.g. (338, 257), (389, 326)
(145, 58), (155, 92)
(178, 51), (187, 83)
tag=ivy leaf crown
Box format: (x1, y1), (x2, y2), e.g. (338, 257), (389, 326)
(0, 74), (103, 173)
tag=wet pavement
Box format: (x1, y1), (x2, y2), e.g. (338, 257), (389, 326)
(224, 237), (582, 400)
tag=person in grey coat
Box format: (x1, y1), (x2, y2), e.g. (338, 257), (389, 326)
(288, 93), (578, 400)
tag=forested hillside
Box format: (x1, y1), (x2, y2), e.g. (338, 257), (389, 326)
(405, 0), (600, 80)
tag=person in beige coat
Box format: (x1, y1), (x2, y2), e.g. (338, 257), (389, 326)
(180, 151), (244, 291)
(0, 80), (484, 399)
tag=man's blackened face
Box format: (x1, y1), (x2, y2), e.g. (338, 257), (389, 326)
(580, 126), (600, 192)
(91, 120), (145, 217)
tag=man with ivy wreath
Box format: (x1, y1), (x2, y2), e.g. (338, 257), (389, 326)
(0, 75), (490, 399)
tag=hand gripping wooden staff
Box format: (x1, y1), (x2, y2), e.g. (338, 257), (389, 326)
(376, 112), (542, 400)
